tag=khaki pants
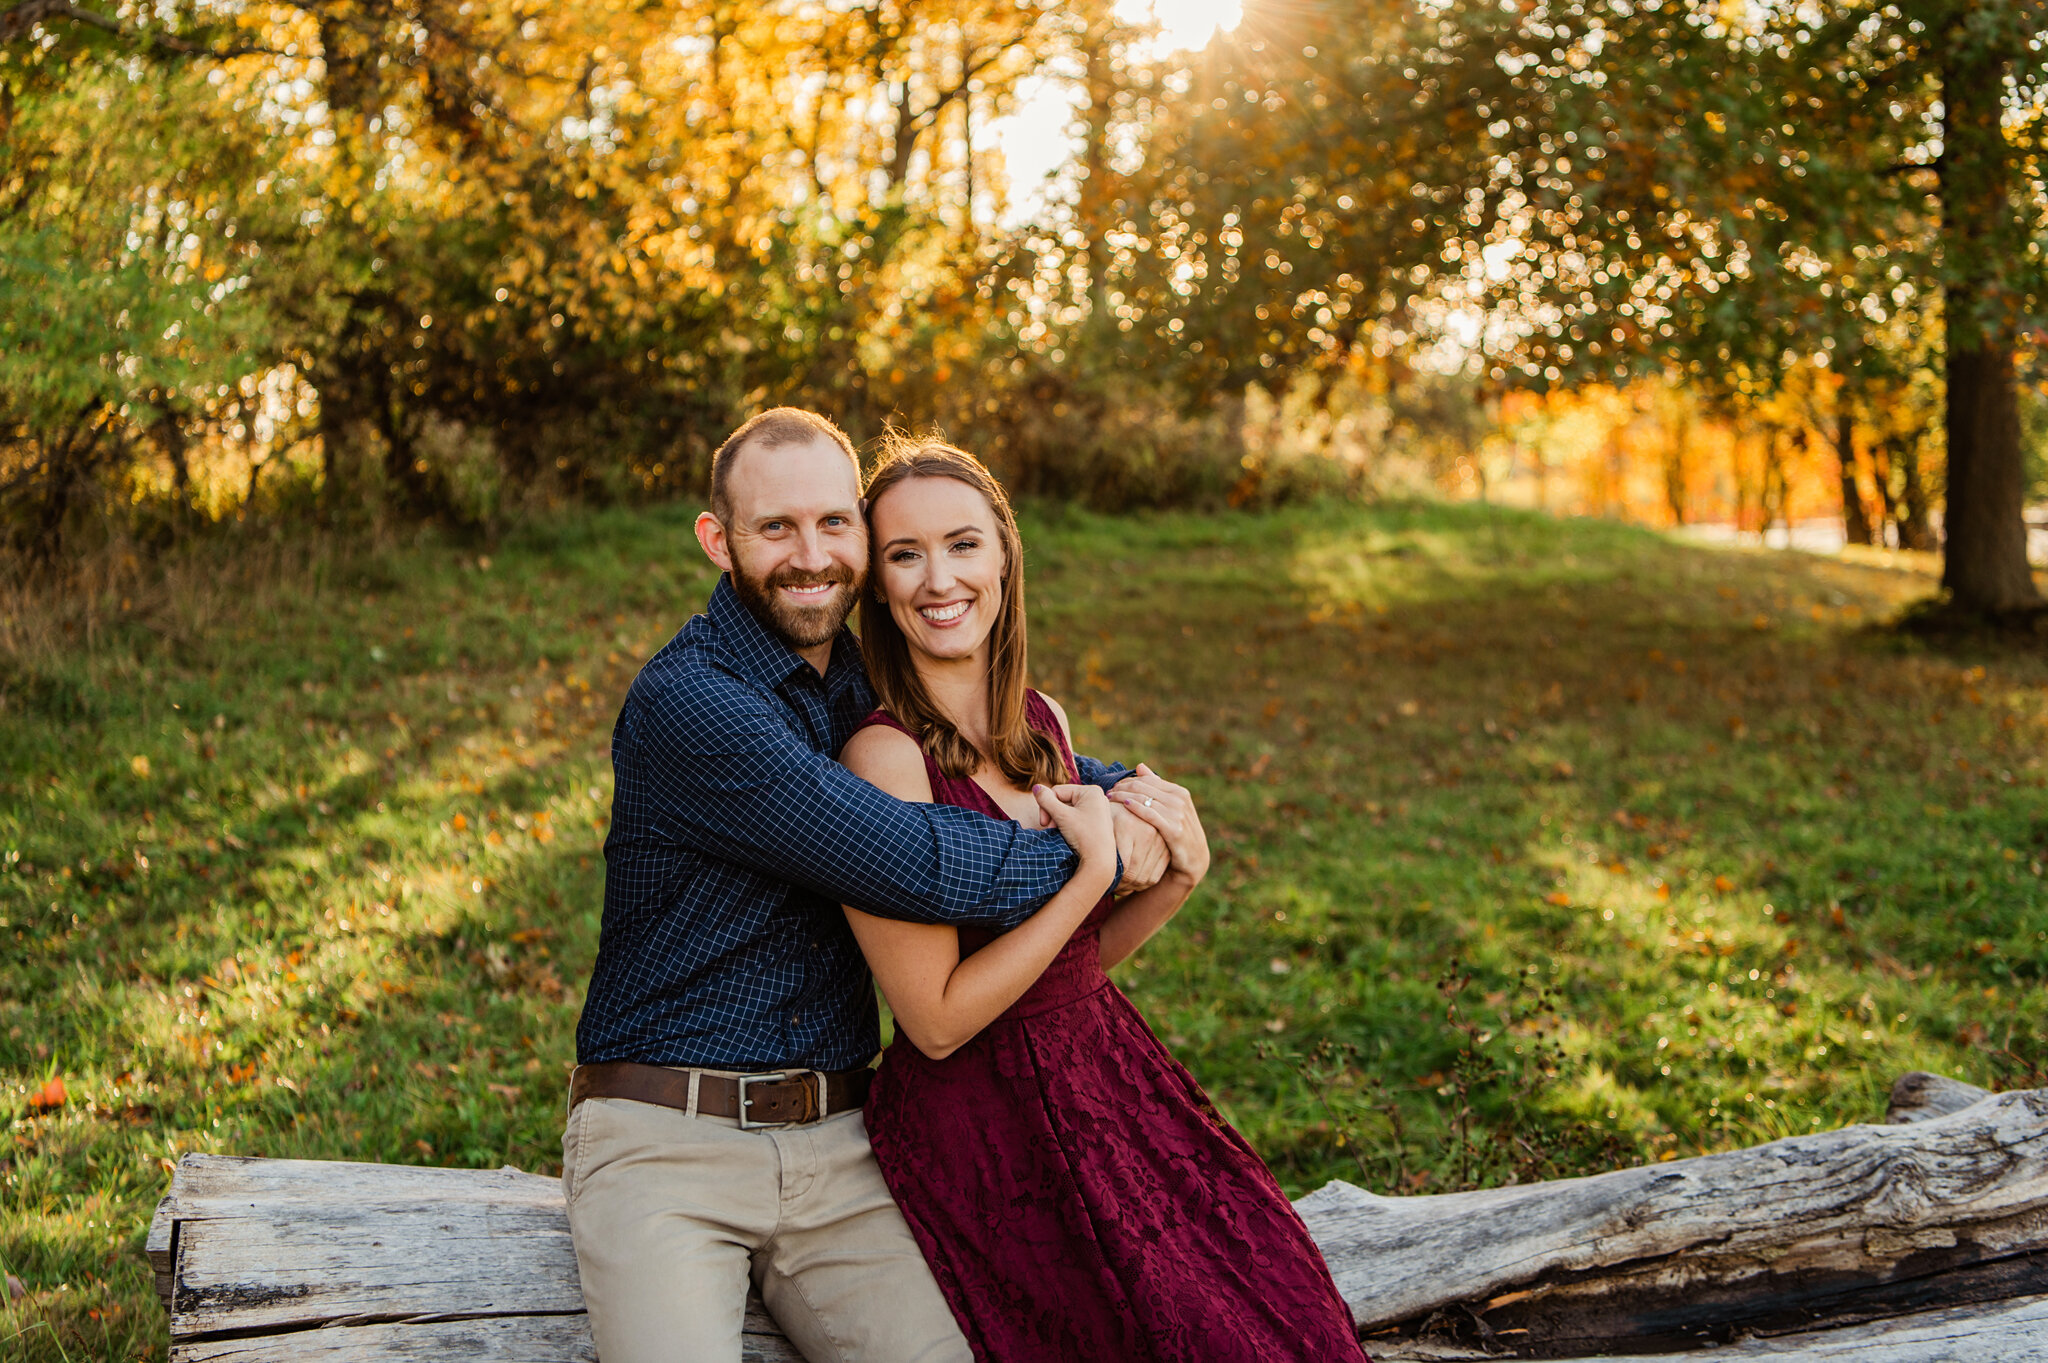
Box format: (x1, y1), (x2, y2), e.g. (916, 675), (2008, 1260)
(562, 1085), (972, 1363)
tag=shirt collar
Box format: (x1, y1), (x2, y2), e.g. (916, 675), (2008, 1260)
(707, 574), (862, 696)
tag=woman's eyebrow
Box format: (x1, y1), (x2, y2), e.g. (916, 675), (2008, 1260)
(881, 523), (984, 548)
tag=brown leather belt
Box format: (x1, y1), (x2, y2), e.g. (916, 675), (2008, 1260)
(570, 1060), (872, 1129)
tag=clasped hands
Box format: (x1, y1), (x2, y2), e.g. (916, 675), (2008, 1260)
(1107, 763), (1208, 894)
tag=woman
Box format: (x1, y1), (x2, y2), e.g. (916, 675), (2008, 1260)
(840, 437), (1368, 1363)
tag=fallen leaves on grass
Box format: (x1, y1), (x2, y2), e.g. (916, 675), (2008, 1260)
(28, 1076), (66, 1111)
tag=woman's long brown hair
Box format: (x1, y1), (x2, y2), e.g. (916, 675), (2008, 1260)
(860, 436), (1069, 792)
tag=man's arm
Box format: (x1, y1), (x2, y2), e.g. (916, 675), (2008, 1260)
(1073, 752), (1131, 792)
(623, 680), (1087, 930)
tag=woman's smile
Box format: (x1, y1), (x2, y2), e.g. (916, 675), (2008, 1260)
(917, 599), (973, 625)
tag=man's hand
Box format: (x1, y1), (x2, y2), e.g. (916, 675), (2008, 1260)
(1109, 800), (1169, 894)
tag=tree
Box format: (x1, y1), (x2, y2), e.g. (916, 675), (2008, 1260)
(1448, 0), (2044, 614)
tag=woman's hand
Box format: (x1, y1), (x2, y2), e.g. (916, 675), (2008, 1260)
(1108, 763), (1209, 887)
(1033, 782), (1118, 871)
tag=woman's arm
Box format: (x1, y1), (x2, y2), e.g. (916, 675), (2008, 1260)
(1098, 765), (1208, 966)
(1038, 698), (1209, 969)
(840, 724), (1119, 1061)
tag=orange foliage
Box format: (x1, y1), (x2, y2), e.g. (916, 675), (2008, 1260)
(1458, 370), (1913, 536)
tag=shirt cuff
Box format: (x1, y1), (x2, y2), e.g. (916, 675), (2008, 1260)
(1084, 762), (1132, 793)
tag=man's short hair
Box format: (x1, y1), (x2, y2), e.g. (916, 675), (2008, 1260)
(709, 408), (861, 523)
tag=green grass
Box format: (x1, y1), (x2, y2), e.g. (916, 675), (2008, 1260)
(4, 500), (2046, 1360)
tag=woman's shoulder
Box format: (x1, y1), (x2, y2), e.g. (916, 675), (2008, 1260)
(1025, 689), (1076, 748)
(843, 711), (935, 802)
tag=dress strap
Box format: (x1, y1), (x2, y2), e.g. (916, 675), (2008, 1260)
(857, 705), (915, 739)
(1022, 690), (1081, 783)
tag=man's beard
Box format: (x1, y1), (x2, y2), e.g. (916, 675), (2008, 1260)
(729, 555), (862, 651)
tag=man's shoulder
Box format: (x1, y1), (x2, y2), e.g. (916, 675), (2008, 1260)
(622, 613), (782, 737)
(632, 612), (739, 692)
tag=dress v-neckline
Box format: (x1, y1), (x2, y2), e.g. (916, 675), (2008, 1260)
(963, 772), (1052, 829)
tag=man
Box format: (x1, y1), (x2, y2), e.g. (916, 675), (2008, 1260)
(564, 407), (1169, 1363)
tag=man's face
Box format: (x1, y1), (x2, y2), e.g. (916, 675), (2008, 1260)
(707, 436), (867, 652)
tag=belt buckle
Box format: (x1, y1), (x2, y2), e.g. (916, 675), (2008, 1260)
(736, 1070), (793, 1129)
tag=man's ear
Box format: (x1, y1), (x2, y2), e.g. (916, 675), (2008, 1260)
(695, 511), (734, 572)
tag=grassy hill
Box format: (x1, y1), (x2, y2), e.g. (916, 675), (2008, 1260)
(4, 499), (2045, 1360)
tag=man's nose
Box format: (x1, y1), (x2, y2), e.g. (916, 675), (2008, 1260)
(789, 527), (832, 573)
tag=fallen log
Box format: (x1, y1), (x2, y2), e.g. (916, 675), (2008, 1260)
(1887, 1070), (1994, 1124)
(1308, 1085), (2048, 1357)
(152, 1074), (2047, 1360)
(1376, 1292), (2048, 1362)
(147, 1155), (799, 1362)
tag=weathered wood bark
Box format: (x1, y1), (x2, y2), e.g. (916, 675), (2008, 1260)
(1887, 1070), (1992, 1125)
(1377, 1291), (2048, 1361)
(155, 1078), (2047, 1360)
(1308, 1088), (2048, 1357)
(150, 1156), (801, 1363)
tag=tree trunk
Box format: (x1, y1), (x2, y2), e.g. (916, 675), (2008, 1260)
(1076, 14), (1117, 323)
(959, 37), (976, 231)
(371, 368), (439, 517)
(1870, 435), (1898, 543)
(1941, 347), (2034, 601)
(1833, 400), (1873, 545)
(33, 421), (96, 562)
(317, 389), (347, 503)
(1663, 406), (1689, 526)
(1604, 422), (1626, 517)
(1896, 431), (1935, 551)
(1762, 426), (1787, 539)
(1938, 28), (2042, 612)
(156, 405), (192, 515)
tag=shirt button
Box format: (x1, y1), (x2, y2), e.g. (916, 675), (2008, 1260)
(790, 1014), (802, 1026)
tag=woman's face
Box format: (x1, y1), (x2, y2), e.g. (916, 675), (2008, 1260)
(870, 475), (1006, 665)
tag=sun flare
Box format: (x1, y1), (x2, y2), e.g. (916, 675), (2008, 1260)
(1118, 0), (1244, 53)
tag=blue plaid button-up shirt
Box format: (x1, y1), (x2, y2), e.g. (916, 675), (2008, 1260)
(576, 575), (1126, 1071)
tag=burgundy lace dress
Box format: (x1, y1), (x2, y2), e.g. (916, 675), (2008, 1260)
(860, 695), (1368, 1363)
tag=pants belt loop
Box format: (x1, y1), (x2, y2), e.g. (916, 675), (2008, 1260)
(684, 1069), (702, 1120)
